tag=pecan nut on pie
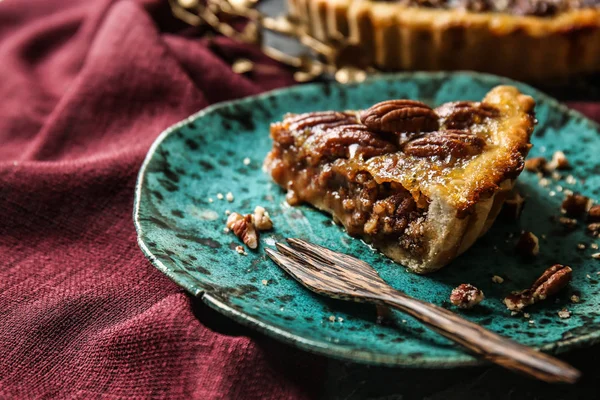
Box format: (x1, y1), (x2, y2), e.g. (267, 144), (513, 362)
(264, 86), (535, 273)
(289, 0), (600, 80)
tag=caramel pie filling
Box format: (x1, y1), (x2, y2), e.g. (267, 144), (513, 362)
(265, 104), (494, 259)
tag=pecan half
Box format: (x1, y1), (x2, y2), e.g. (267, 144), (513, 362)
(504, 264), (572, 311)
(435, 101), (499, 129)
(309, 125), (397, 162)
(286, 111), (357, 132)
(360, 100), (439, 134)
(402, 130), (486, 159)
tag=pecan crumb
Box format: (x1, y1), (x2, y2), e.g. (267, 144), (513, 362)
(503, 264), (572, 311)
(547, 151), (570, 171)
(559, 217), (578, 231)
(450, 284), (484, 309)
(492, 275), (504, 284)
(252, 206), (273, 231)
(561, 193), (592, 218)
(524, 156), (547, 172)
(558, 309), (571, 319)
(515, 231), (539, 257)
(588, 205), (600, 223)
(502, 191), (526, 220)
(588, 223), (600, 237)
(235, 245), (246, 255)
(571, 295), (580, 303)
(565, 175), (577, 185)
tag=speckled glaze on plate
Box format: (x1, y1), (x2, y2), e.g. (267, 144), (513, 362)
(134, 72), (600, 368)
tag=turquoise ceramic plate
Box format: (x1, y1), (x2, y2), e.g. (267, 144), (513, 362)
(134, 72), (600, 367)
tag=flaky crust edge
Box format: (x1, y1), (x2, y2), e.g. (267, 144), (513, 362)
(379, 87), (535, 273)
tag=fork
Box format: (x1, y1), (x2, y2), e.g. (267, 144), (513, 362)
(265, 238), (580, 384)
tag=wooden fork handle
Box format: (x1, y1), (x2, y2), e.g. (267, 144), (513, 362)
(376, 291), (580, 383)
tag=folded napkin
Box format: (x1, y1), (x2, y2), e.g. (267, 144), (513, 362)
(0, 0), (598, 398)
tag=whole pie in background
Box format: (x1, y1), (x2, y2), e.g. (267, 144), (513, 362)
(264, 85), (535, 273)
(289, 0), (600, 80)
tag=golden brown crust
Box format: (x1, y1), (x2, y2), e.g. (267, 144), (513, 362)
(289, 0), (600, 80)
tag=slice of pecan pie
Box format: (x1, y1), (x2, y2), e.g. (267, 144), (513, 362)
(264, 86), (535, 273)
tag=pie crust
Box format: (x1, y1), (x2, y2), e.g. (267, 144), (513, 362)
(288, 0), (600, 80)
(264, 86), (535, 273)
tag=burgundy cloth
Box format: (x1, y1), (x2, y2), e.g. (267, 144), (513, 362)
(0, 0), (598, 398)
(0, 0), (325, 398)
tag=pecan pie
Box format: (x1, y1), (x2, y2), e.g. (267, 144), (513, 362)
(264, 86), (535, 273)
(289, 0), (600, 80)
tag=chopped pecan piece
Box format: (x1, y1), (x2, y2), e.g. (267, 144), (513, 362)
(561, 193), (593, 218)
(435, 101), (498, 129)
(450, 284), (484, 309)
(546, 151), (570, 171)
(588, 223), (600, 237)
(524, 156), (547, 172)
(402, 130), (485, 159)
(504, 264), (572, 311)
(515, 231), (539, 257)
(558, 309), (571, 319)
(252, 206), (273, 231)
(360, 100), (439, 134)
(501, 190), (526, 220)
(587, 205), (600, 223)
(227, 213), (258, 249)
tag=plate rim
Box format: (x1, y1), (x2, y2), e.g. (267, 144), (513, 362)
(133, 71), (600, 368)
